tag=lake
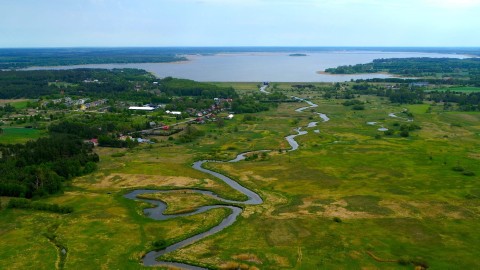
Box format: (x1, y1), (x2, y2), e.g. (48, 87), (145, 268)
(25, 51), (469, 82)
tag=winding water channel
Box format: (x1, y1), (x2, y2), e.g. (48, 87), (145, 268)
(124, 94), (326, 269)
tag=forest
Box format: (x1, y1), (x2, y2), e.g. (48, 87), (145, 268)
(323, 82), (480, 110)
(0, 68), (155, 99)
(0, 135), (99, 198)
(325, 57), (480, 82)
(159, 77), (238, 98)
(0, 48), (185, 69)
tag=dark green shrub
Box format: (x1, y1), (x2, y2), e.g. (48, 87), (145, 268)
(400, 130), (409, 137)
(111, 152), (126, 158)
(352, 104), (365, 110)
(462, 171), (476, 176)
(384, 130), (394, 136)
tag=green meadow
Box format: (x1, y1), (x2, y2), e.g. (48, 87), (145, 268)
(0, 127), (46, 144)
(1, 86), (479, 269)
(430, 86), (480, 93)
(0, 99), (32, 109)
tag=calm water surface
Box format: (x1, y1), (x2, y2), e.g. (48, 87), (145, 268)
(25, 51), (468, 82)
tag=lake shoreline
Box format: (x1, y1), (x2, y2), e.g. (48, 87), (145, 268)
(21, 51), (468, 82)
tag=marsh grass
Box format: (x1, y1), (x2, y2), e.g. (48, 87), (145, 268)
(1, 86), (479, 269)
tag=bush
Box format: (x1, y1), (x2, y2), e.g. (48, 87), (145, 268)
(352, 104), (365, 110)
(384, 129), (394, 136)
(7, 198), (73, 214)
(333, 217), (342, 223)
(412, 260), (429, 269)
(398, 258), (411, 266)
(111, 152), (126, 158)
(462, 171), (476, 176)
(452, 166), (464, 172)
(342, 99), (363, 106)
(400, 130), (409, 137)
(152, 239), (167, 250)
(83, 161), (97, 174)
(400, 123), (421, 131)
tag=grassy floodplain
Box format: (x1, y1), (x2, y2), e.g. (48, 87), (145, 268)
(429, 86), (480, 93)
(1, 83), (480, 269)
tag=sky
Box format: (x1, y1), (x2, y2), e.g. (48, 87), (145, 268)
(1, 0), (479, 47)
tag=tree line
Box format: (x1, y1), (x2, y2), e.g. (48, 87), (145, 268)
(7, 198), (73, 214)
(325, 57), (480, 79)
(0, 134), (99, 198)
(159, 77), (238, 98)
(0, 69), (154, 99)
(0, 48), (185, 69)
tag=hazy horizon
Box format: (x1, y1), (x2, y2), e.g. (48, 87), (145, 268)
(1, 0), (479, 48)
(1, 46), (480, 49)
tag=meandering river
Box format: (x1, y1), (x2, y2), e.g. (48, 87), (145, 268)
(124, 91), (326, 269)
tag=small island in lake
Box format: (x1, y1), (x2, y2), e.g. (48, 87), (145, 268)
(289, 53), (307, 57)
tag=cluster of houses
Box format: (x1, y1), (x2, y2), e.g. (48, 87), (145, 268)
(80, 99), (108, 110)
(128, 104), (166, 111)
(49, 97), (87, 106)
(86, 135), (154, 147)
(43, 97), (108, 110)
(185, 98), (234, 124)
(83, 79), (100, 83)
(118, 135), (154, 144)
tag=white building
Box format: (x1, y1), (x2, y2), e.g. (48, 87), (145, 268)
(166, 110), (182, 115)
(129, 106), (155, 111)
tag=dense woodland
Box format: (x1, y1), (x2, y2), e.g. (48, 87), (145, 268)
(326, 57), (480, 83)
(0, 135), (99, 198)
(0, 48), (184, 69)
(325, 82), (480, 110)
(159, 77), (237, 98)
(0, 68), (156, 99)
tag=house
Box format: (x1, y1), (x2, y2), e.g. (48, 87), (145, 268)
(119, 135), (133, 141)
(410, 82), (429, 87)
(129, 106), (155, 111)
(165, 110), (182, 115)
(85, 138), (98, 146)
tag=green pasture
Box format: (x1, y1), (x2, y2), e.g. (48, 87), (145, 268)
(1, 90), (479, 269)
(430, 86), (480, 93)
(0, 127), (46, 144)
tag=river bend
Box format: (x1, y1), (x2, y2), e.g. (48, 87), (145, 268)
(124, 94), (327, 269)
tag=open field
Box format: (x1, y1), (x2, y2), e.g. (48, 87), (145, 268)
(210, 82), (260, 94)
(1, 85), (479, 269)
(429, 86), (480, 93)
(0, 99), (31, 109)
(0, 127), (46, 144)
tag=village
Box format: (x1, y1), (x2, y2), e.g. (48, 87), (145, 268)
(1, 92), (235, 147)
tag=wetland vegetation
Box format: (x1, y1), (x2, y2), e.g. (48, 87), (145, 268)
(1, 62), (480, 269)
